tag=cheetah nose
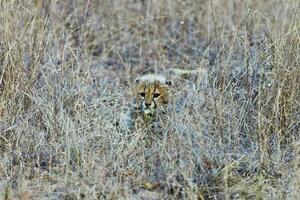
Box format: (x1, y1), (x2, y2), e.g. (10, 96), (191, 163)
(145, 103), (151, 108)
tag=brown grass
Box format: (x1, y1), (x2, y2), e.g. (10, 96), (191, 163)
(0, 0), (299, 199)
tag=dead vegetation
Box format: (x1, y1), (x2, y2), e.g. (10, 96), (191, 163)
(0, 0), (299, 199)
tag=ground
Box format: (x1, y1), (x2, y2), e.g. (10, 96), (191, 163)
(0, 0), (299, 199)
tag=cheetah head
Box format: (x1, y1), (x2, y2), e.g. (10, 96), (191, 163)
(134, 74), (172, 115)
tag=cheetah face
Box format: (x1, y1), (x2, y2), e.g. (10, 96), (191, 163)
(134, 75), (172, 115)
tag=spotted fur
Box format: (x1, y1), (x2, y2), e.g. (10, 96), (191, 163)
(120, 74), (172, 131)
(134, 74), (172, 115)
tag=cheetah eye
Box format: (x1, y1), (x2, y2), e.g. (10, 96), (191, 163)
(153, 93), (160, 98)
(139, 92), (145, 97)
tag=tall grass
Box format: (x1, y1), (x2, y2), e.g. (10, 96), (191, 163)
(0, 0), (299, 199)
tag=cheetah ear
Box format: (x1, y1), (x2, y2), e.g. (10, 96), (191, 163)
(165, 80), (172, 86)
(135, 78), (140, 84)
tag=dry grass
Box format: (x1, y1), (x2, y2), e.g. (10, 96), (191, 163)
(0, 0), (299, 199)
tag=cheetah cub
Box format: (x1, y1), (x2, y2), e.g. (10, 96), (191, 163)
(120, 74), (172, 131)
